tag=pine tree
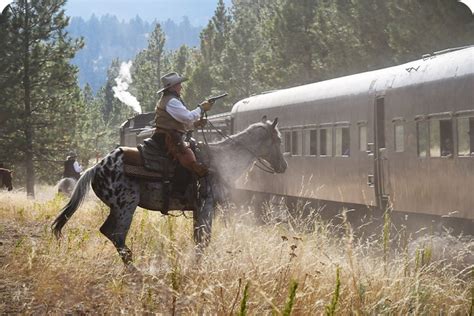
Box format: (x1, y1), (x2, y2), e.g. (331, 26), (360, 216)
(183, 56), (213, 109)
(102, 58), (121, 123)
(256, 0), (322, 88)
(130, 23), (167, 113)
(75, 84), (109, 165)
(148, 23), (166, 87)
(211, 0), (231, 65)
(220, 0), (263, 106)
(0, 0), (83, 196)
(348, 0), (394, 70)
(172, 45), (191, 76)
(131, 50), (155, 112)
(386, 0), (474, 62)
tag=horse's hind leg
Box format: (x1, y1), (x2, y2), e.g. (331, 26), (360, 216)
(100, 202), (138, 266)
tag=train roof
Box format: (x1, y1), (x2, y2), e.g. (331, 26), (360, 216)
(120, 112), (154, 130)
(207, 111), (232, 121)
(231, 46), (474, 114)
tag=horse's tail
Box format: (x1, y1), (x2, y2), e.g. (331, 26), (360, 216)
(52, 165), (97, 239)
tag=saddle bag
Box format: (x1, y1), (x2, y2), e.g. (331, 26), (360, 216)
(138, 138), (176, 177)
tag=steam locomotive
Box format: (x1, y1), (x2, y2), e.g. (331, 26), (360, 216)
(120, 46), (474, 235)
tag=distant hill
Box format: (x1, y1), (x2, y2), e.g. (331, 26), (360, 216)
(64, 0), (232, 26)
(67, 15), (202, 92)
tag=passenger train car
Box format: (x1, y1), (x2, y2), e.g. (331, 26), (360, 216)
(120, 46), (474, 234)
(230, 46), (474, 234)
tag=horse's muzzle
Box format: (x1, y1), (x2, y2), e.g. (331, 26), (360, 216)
(275, 159), (288, 173)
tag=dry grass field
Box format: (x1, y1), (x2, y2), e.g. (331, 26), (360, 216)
(0, 186), (473, 314)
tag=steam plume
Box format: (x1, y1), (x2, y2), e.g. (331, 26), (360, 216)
(112, 61), (142, 114)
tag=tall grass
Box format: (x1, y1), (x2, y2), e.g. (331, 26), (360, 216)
(0, 187), (472, 314)
(325, 267), (340, 316)
(239, 281), (250, 316)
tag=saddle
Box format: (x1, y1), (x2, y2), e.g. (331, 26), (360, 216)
(122, 138), (176, 179)
(121, 137), (194, 215)
(139, 137), (177, 177)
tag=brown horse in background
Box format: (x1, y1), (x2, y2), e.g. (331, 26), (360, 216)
(0, 168), (13, 191)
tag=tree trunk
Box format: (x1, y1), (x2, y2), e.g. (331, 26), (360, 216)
(25, 125), (35, 198)
(23, 2), (35, 198)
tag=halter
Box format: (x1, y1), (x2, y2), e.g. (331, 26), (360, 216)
(199, 114), (280, 174)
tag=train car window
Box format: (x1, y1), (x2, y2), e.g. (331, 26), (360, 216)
(304, 129), (318, 156)
(335, 127), (350, 157)
(358, 125), (367, 152)
(291, 130), (302, 155)
(417, 120), (429, 157)
(310, 129), (318, 156)
(430, 120), (441, 157)
(320, 128), (332, 156)
(394, 123), (404, 152)
(457, 117), (474, 156)
(284, 131), (291, 154)
(430, 119), (453, 157)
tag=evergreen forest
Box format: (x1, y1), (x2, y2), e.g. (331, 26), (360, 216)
(68, 15), (202, 92)
(0, 0), (473, 196)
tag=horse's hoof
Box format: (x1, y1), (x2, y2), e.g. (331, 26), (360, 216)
(124, 263), (141, 275)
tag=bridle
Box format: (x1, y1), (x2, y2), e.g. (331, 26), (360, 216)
(199, 115), (281, 174)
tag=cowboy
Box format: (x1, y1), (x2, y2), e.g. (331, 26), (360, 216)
(63, 152), (82, 180)
(152, 72), (213, 177)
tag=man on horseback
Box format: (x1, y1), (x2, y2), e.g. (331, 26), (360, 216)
(63, 152), (82, 180)
(152, 72), (212, 177)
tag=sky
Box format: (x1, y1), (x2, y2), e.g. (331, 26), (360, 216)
(64, 0), (232, 26)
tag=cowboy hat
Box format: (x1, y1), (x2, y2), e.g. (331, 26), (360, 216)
(157, 72), (188, 93)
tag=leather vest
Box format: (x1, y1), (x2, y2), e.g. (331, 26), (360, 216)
(63, 159), (80, 179)
(154, 93), (187, 133)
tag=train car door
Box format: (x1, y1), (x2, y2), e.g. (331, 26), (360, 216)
(373, 95), (390, 212)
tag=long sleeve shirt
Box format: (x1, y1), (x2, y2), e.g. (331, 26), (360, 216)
(166, 97), (202, 129)
(73, 161), (82, 173)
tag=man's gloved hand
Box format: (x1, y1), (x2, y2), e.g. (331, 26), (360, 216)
(193, 118), (208, 128)
(199, 100), (213, 112)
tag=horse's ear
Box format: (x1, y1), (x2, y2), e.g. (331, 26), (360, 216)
(261, 115), (267, 123)
(271, 118), (278, 128)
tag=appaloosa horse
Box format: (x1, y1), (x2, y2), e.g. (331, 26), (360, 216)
(0, 168), (13, 191)
(52, 118), (287, 266)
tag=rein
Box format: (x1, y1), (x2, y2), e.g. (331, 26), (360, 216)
(199, 114), (277, 174)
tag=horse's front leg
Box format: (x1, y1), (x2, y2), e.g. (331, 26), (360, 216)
(193, 176), (214, 251)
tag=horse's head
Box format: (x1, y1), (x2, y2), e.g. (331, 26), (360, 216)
(253, 117), (287, 173)
(0, 168), (13, 191)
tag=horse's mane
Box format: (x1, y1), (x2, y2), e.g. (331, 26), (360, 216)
(210, 121), (280, 146)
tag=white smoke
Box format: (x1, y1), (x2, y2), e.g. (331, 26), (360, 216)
(112, 61), (142, 114)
